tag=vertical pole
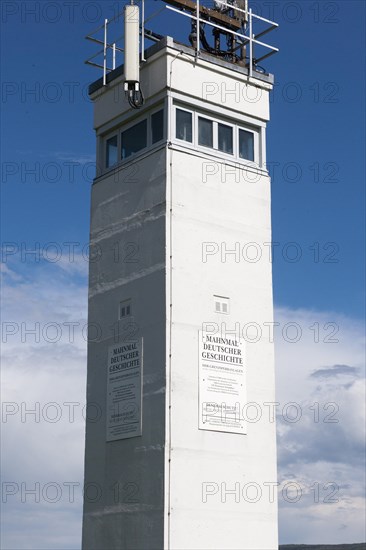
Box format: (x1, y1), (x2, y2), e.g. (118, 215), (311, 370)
(141, 0), (145, 62)
(249, 8), (252, 77)
(196, 0), (200, 56)
(103, 18), (108, 85)
(113, 43), (116, 70)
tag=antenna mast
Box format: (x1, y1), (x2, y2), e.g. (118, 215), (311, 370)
(124, 1), (144, 108)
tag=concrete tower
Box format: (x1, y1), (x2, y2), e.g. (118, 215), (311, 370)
(83, 4), (278, 549)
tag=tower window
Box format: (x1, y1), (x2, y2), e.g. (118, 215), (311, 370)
(198, 117), (213, 148)
(214, 295), (230, 314)
(239, 129), (254, 161)
(176, 109), (192, 142)
(218, 123), (233, 154)
(173, 104), (260, 165)
(106, 135), (118, 167)
(121, 119), (147, 159)
(120, 299), (132, 319)
(151, 109), (164, 144)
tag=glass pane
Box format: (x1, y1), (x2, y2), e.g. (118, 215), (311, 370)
(121, 119), (147, 159)
(218, 123), (233, 154)
(239, 129), (254, 161)
(198, 117), (213, 148)
(106, 136), (118, 167)
(176, 109), (192, 142)
(151, 110), (164, 143)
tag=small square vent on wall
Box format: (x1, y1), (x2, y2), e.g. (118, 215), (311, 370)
(119, 299), (132, 319)
(214, 295), (230, 314)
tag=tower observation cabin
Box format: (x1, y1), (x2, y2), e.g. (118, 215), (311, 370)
(83, 2), (279, 549)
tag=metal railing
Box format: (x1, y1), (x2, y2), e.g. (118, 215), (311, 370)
(85, 15), (125, 85)
(165, 0), (279, 77)
(85, 0), (278, 85)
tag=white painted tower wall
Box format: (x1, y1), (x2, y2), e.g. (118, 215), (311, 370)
(82, 37), (277, 550)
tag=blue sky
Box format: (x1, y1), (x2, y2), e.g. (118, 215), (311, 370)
(1, 1), (365, 548)
(1, 0), (365, 318)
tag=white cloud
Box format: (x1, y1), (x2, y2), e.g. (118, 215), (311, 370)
(53, 151), (95, 165)
(1, 261), (87, 550)
(54, 253), (89, 277)
(0, 262), (23, 282)
(274, 306), (366, 544)
(1, 264), (365, 548)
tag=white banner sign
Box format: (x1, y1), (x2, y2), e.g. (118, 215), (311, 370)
(106, 340), (143, 442)
(199, 331), (246, 434)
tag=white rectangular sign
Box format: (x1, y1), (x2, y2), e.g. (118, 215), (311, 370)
(106, 340), (143, 442)
(199, 331), (246, 434)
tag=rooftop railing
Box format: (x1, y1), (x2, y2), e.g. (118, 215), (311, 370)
(85, 0), (278, 84)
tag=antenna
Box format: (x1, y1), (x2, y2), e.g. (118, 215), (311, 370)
(85, 1), (278, 97)
(124, 1), (144, 108)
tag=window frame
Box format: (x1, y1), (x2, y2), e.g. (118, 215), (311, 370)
(102, 105), (166, 172)
(105, 133), (119, 169)
(121, 118), (148, 161)
(237, 125), (258, 163)
(217, 121), (234, 156)
(173, 104), (260, 165)
(198, 115), (214, 148)
(151, 108), (165, 145)
(175, 107), (194, 144)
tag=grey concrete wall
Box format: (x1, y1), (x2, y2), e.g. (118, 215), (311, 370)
(82, 148), (167, 550)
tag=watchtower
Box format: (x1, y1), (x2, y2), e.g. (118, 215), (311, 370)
(82, 2), (278, 548)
